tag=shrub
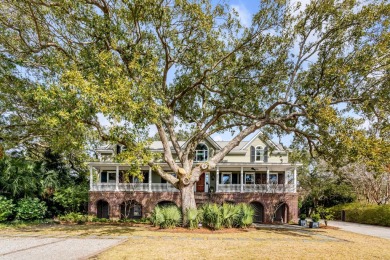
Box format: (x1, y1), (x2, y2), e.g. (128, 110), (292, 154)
(202, 203), (222, 230)
(186, 208), (203, 229)
(0, 196), (14, 222)
(150, 205), (182, 229)
(220, 203), (240, 228)
(59, 212), (88, 224)
(317, 206), (333, 226)
(53, 186), (88, 213)
(299, 214), (307, 220)
(15, 198), (47, 221)
(311, 213), (320, 222)
(236, 203), (254, 228)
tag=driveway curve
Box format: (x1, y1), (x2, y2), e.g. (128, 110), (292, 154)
(328, 220), (390, 240)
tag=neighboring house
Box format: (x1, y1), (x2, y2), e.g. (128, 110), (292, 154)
(88, 132), (301, 223)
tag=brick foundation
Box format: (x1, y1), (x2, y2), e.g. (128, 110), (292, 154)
(89, 191), (298, 223)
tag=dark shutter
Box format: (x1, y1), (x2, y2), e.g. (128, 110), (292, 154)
(250, 146), (255, 162)
(101, 171), (107, 183)
(264, 146), (268, 162)
(116, 145), (121, 154)
(232, 173), (238, 184)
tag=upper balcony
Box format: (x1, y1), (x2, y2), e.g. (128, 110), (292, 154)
(88, 163), (298, 194)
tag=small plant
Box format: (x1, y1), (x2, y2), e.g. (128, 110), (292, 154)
(186, 208), (203, 229)
(221, 203), (240, 228)
(59, 212), (88, 224)
(201, 203), (222, 230)
(299, 214), (306, 220)
(311, 213), (320, 222)
(15, 198), (47, 221)
(0, 196), (14, 222)
(317, 206), (334, 226)
(150, 205), (182, 229)
(236, 203), (254, 228)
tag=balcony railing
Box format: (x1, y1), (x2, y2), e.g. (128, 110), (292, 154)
(91, 183), (294, 193)
(91, 183), (179, 192)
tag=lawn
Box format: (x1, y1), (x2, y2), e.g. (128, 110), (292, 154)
(1, 223), (389, 259)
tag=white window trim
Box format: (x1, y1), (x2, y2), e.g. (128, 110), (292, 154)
(221, 172), (232, 185)
(194, 143), (209, 162)
(245, 172), (255, 184)
(255, 146), (264, 162)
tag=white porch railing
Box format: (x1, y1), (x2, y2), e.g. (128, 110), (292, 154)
(218, 184), (241, 192)
(242, 184), (294, 193)
(90, 183), (294, 193)
(90, 183), (179, 192)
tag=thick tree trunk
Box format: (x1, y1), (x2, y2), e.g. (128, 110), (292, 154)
(180, 184), (197, 225)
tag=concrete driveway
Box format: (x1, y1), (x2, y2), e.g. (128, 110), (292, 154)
(0, 235), (127, 260)
(328, 220), (390, 240)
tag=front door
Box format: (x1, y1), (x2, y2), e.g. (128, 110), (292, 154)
(196, 173), (205, 192)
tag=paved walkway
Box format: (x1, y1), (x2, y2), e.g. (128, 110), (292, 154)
(0, 235), (126, 260)
(328, 220), (390, 240)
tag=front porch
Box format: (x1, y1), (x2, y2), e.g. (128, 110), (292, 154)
(88, 162), (298, 194)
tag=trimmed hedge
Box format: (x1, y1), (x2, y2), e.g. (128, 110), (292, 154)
(330, 203), (390, 227)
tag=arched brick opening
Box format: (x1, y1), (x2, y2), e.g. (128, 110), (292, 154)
(120, 200), (142, 219)
(156, 200), (178, 208)
(275, 203), (289, 223)
(250, 201), (265, 223)
(96, 200), (110, 219)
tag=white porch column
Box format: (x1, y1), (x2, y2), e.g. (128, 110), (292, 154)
(293, 166), (297, 193)
(89, 165), (93, 191)
(285, 170), (288, 185)
(216, 166), (219, 192)
(266, 167), (270, 192)
(148, 166), (152, 192)
(115, 165), (119, 191)
(240, 166), (244, 193)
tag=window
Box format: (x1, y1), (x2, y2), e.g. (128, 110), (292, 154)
(195, 143), (208, 162)
(255, 146), (264, 162)
(222, 173), (232, 184)
(100, 171), (116, 183)
(245, 173), (255, 184)
(269, 173), (278, 184)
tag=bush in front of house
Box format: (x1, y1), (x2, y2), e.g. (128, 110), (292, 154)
(150, 205), (182, 229)
(202, 203), (223, 230)
(15, 198), (47, 221)
(329, 203), (390, 227)
(186, 208), (203, 229)
(0, 196), (15, 222)
(236, 203), (255, 228)
(58, 212), (88, 224)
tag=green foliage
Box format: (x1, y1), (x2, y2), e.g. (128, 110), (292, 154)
(59, 212), (88, 224)
(311, 213), (320, 222)
(15, 198), (47, 221)
(53, 186), (88, 213)
(236, 203), (255, 228)
(220, 203), (240, 228)
(186, 208), (203, 229)
(150, 205), (182, 229)
(299, 214), (307, 220)
(201, 203), (223, 230)
(0, 196), (14, 222)
(330, 203), (390, 227)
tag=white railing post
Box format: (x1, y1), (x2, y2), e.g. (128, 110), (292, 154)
(115, 165), (119, 191)
(216, 166), (219, 192)
(89, 165), (93, 191)
(148, 166), (152, 192)
(293, 166), (297, 193)
(266, 167), (270, 192)
(240, 167), (244, 193)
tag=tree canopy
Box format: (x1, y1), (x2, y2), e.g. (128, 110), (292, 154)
(0, 0), (389, 213)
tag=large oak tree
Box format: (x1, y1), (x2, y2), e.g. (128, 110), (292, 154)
(0, 0), (389, 218)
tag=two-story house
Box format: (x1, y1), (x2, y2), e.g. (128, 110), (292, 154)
(88, 132), (301, 223)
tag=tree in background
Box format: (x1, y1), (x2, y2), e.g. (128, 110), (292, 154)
(0, 0), (388, 219)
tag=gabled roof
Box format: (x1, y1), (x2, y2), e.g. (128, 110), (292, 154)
(240, 131), (282, 151)
(181, 136), (222, 150)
